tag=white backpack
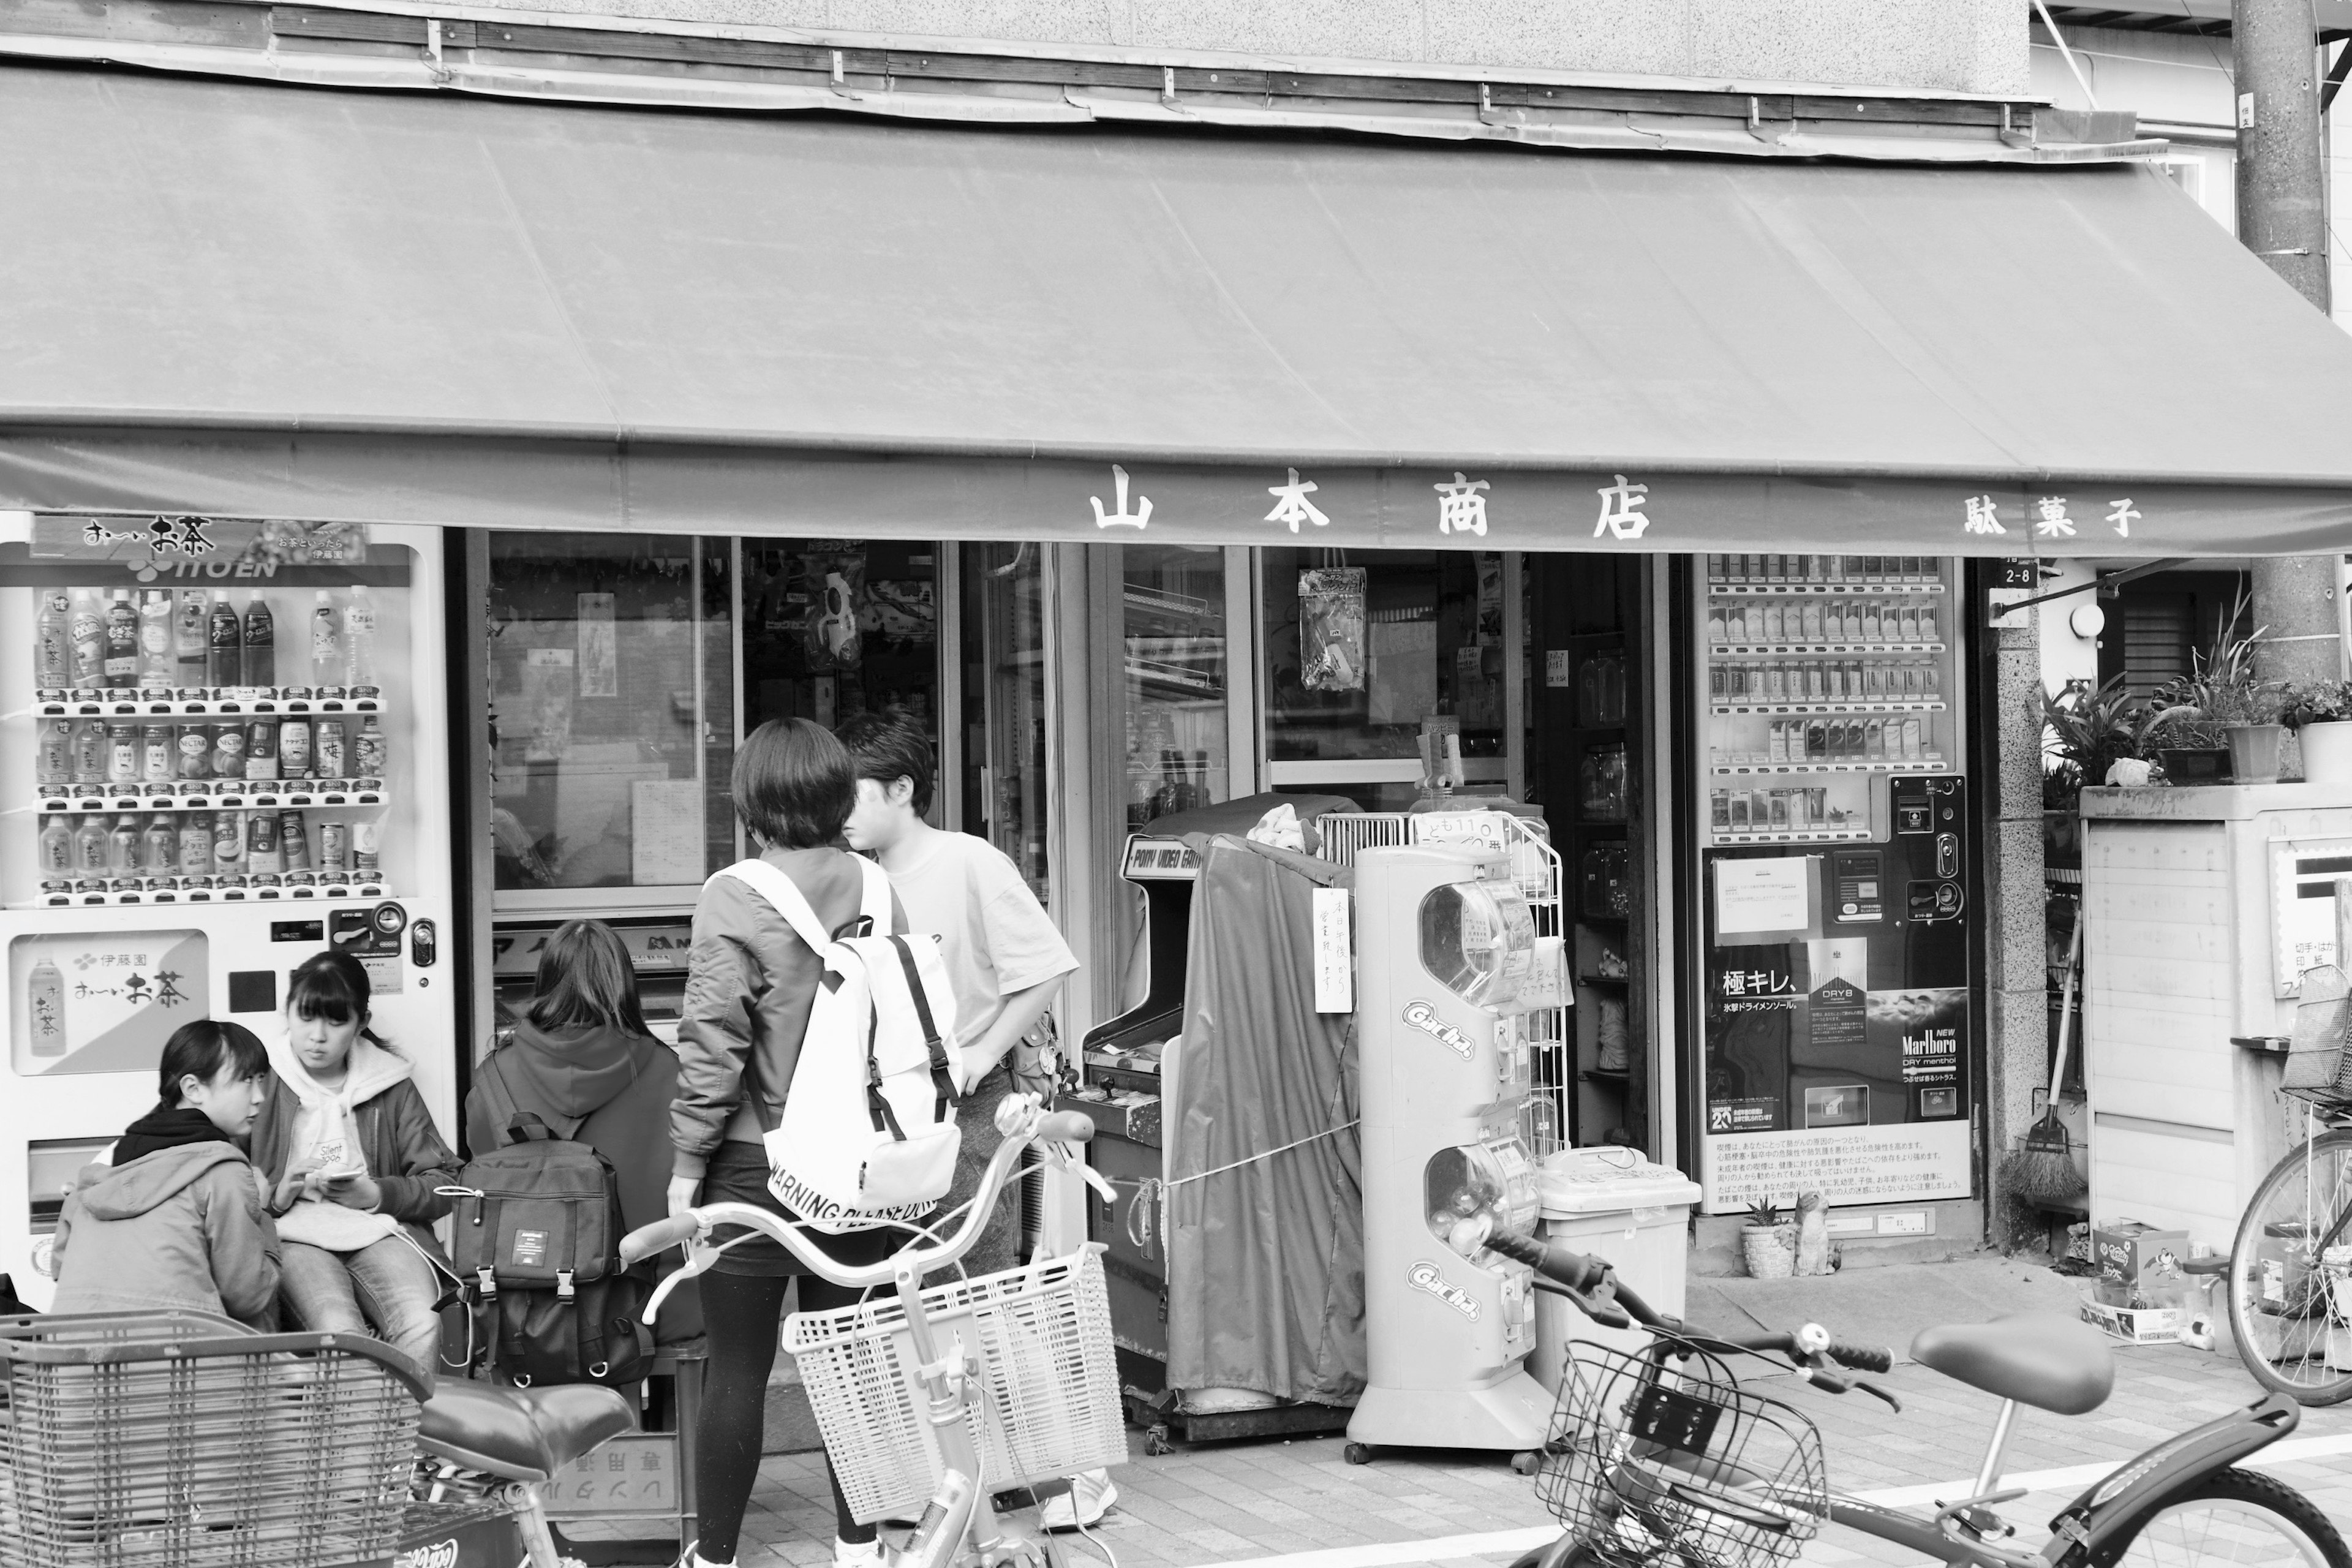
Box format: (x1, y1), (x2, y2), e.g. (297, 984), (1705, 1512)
(713, 856), (968, 1234)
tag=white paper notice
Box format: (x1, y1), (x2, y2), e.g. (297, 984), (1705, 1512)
(1313, 886), (1354, 1014)
(1715, 856), (1814, 937)
(630, 779), (706, 886)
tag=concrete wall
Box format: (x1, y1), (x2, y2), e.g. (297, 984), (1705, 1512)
(462, 0), (2031, 94)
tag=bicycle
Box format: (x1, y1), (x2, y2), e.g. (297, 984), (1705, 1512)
(1483, 1227), (2348, 1568)
(2225, 1097), (2352, 1406)
(619, 1095), (1123, 1568)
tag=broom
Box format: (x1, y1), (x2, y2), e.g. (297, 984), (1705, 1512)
(2003, 900), (2087, 1205)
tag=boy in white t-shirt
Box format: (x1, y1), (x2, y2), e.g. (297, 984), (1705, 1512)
(837, 710), (1078, 1275)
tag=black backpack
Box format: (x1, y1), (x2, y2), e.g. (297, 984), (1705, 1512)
(448, 1058), (654, 1388)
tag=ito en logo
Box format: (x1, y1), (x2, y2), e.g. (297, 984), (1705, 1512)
(393, 1540), (459, 1568)
(1401, 1001), (1474, 1060)
(1408, 1262), (1480, 1321)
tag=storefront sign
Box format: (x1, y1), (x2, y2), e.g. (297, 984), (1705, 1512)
(1700, 1120), (1971, 1213)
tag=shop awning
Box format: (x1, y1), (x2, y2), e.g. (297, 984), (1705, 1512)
(8, 62), (2352, 554)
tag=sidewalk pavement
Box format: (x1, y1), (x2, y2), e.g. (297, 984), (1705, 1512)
(734, 1331), (2352, 1568)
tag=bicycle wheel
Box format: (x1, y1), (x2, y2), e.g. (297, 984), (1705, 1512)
(2229, 1129), (2352, 1405)
(2100, 1468), (2348, 1568)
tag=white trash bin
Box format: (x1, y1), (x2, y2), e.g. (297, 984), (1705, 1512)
(1528, 1148), (1703, 1392)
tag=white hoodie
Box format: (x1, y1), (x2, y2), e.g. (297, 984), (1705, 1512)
(266, 1032), (408, 1253)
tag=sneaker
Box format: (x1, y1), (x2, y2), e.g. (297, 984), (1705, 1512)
(835, 1536), (884, 1568)
(1039, 1471), (1118, 1532)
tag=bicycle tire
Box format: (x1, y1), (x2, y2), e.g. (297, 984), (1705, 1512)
(2228, 1129), (2352, 1405)
(1504, 1537), (1595, 1568)
(2095, 1466), (2349, 1568)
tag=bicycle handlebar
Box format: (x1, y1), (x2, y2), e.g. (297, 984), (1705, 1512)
(620, 1096), (1095, 1294)
(1826, 1341), (1894, 1374)
(619, 1213), (701, 1268)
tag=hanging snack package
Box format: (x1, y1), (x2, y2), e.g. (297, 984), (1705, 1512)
(802, 551), (867, 671)
(1297, 567), (1367, 692)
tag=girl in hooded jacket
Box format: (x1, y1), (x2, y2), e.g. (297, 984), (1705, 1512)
(51, 1019), (281, 1327)
(252, 949), (458, 1386)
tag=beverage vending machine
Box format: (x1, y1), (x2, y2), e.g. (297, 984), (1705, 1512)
(1347, 841), (1548, 1463)
(0, 513), (456, 1306)
(1695, 553), (1973, 1218)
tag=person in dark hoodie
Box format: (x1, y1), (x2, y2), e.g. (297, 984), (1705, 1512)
(465, 918), (699, 1339)
(51, 1019), (281, 1327)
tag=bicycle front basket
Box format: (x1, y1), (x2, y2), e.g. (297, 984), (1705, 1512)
(2284, 965), (2352, 1108)
(1535, 1340), (1827, 1568)
(783, 1245), (1126, 1526)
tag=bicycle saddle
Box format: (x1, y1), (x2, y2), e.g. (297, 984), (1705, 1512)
(419, 1380), (635, 1484)
(1910, 1311), (2114, 1415)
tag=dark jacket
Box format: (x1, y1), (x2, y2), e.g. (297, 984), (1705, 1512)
(253, 1069), (458, 1231)
(671, 846), (906, 1180)
(468, 1020), (701, 1340)
(52, 1142), (281, 1327)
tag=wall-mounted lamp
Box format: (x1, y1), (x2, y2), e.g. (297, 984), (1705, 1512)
(2070, 603), (2106, 640)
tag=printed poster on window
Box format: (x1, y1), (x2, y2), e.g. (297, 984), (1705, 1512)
(576, 592), (618, 698)
(1298, 568), (1366, 692)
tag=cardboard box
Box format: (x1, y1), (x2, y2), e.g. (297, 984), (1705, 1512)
(2080, 1296), (2182, 1345)
(2092, 1221), (2190, 1289)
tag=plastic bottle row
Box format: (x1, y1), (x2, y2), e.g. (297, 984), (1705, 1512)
(34, 713), (388, 795)
(29, 585), (381, 700)
(1706, 553), (1944, 587)
(36, 809), (383, 896)
(1708, 658), (1943, 707)
(1709, 601), (1940, 647)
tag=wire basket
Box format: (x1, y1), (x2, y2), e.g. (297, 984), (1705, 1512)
(0, 1311), (424, 1568)
(1535, 1340), (1826, 1568)
(2283, 967), (2352, 1109)
(783, 1244), (1128, 1525)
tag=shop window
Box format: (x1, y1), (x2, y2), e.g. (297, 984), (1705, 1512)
(1261, 548), (1510, 810)
(1118, 545), (1228, 828)
(485, 536), (734, 892)
(741, 542), (940, 746)
(960, 542), (1054, 905)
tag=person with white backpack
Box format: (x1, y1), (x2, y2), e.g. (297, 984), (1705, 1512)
(669, 718), (964, 1568)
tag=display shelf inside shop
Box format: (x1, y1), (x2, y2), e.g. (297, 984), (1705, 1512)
(28, 691), (385, 718)
(1712, 759), (1951, 775)
(1708, 583), (1946, 597)
(1709, 826), (1874, 846)
(25, 880), (392, 910)
(36, 785), (386, 811)
(1708, 641), (1947, 657)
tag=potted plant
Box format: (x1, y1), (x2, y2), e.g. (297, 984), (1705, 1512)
(2042, 676), (2157, 861)
(2146, 602), (2287, 783)
(1740, 1199), (1796, 1279)
(2284, 679), (2352, 784)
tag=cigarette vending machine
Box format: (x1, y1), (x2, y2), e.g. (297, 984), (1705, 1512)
(0, 513), (456, 1306)
(1348, 842), (1547, 1461)
(1695, 553), (1973, 1217)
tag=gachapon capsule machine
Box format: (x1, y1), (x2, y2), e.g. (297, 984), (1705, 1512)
(0, 512), (456, 1307)
(1348, 842), (1548, 1463)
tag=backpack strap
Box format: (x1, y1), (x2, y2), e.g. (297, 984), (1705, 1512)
(714, 858), (835, 957)
(886, 933), (960, 1117)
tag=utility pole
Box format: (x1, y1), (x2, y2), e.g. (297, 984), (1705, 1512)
(2236, 0), (2342, 687)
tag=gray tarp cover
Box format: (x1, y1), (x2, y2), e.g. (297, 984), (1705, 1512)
(1166, 835), (1364, 1406)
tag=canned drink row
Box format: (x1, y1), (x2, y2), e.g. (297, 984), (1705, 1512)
(32, 714), (388, 788)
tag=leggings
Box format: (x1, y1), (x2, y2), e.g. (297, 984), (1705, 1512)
(696, 1270), (881, 1562)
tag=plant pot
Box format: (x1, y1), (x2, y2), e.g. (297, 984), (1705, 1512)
(1740, 1224), (1796, 1280)
(2226, 723), (2286, 785)
(2158, 747), (2231, 785)
(2302, 722), (2352, 784)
